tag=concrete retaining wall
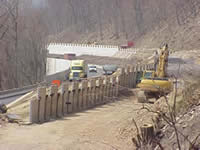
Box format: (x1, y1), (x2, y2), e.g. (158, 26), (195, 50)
(30, 63), (154, 124)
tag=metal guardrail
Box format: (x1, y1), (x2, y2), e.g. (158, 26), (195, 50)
(0, 69), (70, 100)
(0, 84), (38, 100)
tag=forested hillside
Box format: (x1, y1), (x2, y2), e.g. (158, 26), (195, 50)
(47, 0), (200, 48)
(0, 0), (199, 90)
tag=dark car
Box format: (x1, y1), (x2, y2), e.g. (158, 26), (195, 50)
(103, 65), (118, 75)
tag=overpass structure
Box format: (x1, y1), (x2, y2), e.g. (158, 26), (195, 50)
(46, 43), (119, 75)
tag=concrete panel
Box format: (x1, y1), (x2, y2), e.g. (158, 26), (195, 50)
(133, 66), (138, 88)
(107, 77), (111, 100)
(45, 96), (51, 121)
(98, 78), (104, 104)
(87, 81), (92, 108)
(61, 83), (69, 115)
(91, 79), (97, 106)
(68, 83), (74, 113)
(37, 87), (46, 123)
(102, 78), (107, 103)
(57, 93), (63, 117)
(130, 66), (135, 88)
(30, 97), (39, 123)
(50, 85), (58, 118)
(120, 68), (125, 87)
(109, 77), (114, 98)
(115, 76), (119, 97)
(82, 81), (88, 109)
(78, 88), (83, 111)
(78, 83), (84, 110)
(112, 77), (117, 99)
(90, 79), (96, 107)
(105, 77), (110, 102)
(73, 82), (79, 112)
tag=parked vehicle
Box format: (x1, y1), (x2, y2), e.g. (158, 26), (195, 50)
(69, 60), (88, 81)
(103, 65), (118, 75)
(89, 65), (97, 73)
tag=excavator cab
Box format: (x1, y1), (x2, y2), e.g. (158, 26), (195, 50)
(143, 71), (155, 79)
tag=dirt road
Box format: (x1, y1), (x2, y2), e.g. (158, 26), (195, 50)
(0, 92), (153, 150)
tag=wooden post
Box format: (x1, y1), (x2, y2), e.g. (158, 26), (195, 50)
(95, 79), (100, 105)
(37, 87), (46, 123)
(121, 68), (125, 87)
(130, 66), (135, 88)
(140, 124), (155, 144)
(106, 77), (111, 102)
(82, 80), (88, 109)
(124, 68), (128, 87)
(57, 93), (63, 118)
(127, 66), (131, 88)
(98, 78), (103, 104)
(68, 83), (74, 113)
(45, 95), (51, 121)
(78, 83), (83, 110)
(133, 65), (138, 88)
(61, 83), (69, 115)
(30, 97), (39, 123)
(87, 81), (92, 108)
(112, 76), (116, 99)
(115, 76), (120, 97)
(90, 79), (96, 107)
(102, 78), (107, 103)
(50, 85), (58, 119)
(73, 82), (79, 112)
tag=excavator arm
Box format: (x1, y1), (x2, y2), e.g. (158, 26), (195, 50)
(155, 44), (169, 78)
(136, 44), (172, 102)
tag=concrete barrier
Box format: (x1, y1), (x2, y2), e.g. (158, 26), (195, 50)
(29, 63), (155, 123)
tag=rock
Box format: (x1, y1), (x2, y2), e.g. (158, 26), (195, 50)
(137, 91), (148, 103)
(0, 104), (7, 114)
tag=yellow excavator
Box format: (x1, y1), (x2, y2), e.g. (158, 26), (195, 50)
(137, 44), (173, 102)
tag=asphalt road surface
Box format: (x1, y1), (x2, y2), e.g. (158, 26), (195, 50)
(0, 68), (104, 105)
(0, 95), (22, 105)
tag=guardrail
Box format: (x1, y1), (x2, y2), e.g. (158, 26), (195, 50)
(48, 43), (119, 49)
(0, 84), (39, 100)
(0, 70), (70, 100)
(30, 63), (155, 124)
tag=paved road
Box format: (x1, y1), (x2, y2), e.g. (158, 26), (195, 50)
(0, 95), (22, 105)
(0, 67), (104, 105)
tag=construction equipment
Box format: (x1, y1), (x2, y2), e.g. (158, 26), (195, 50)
(136, 44), (172, 102)
(69, 60), (88, 81)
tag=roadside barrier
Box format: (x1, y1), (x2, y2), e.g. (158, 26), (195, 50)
(29, 63), (155, 123)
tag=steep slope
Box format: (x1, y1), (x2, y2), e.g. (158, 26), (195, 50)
(135, 13), (200, 50)
(49, 1), (200, 50)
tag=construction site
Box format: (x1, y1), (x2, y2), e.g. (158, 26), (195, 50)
(0, 0), (200, 150)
